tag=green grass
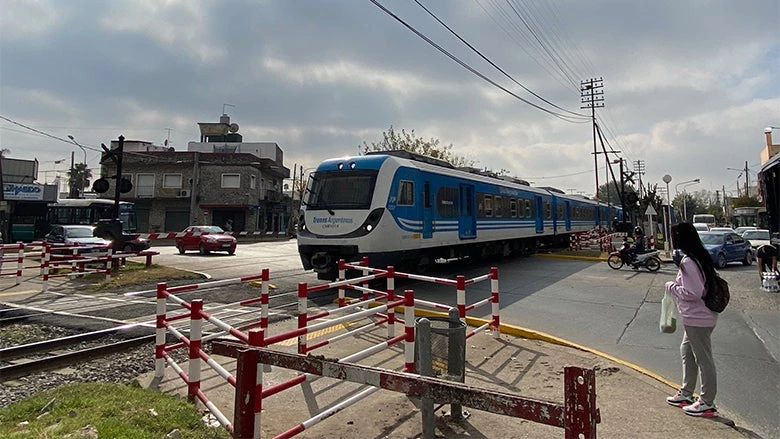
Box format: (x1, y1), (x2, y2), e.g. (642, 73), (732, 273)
(78, 262), (203, 292)
(0, 382), (231, 439)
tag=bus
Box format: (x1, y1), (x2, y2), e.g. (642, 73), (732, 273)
(47, 199), (139, 233)
(692, 214), (716, 228)
(731, 206), (766, 229)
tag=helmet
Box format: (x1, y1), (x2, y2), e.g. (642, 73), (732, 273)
(634, 226), (644, 235)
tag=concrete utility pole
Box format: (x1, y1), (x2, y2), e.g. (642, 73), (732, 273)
(634, 160), (646, 198)
(744, 160), (749, 197)
(581, 78), (604, 198)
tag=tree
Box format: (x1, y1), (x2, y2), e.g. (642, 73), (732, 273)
(67, 163), (92, 198)
(0, 148), (10, 157)
(361, 125), (475, 167)
(733, 196), (761, 208)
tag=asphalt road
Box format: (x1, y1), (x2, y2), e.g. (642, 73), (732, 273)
(150, 240), (779, 438)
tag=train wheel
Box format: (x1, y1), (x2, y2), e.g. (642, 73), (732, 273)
(646, 257), (661, 272)
(607, 254), (623, 270)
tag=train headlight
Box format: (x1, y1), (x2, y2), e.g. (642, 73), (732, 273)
(362, 208), (384, 233)
(299, 212), (307, 231)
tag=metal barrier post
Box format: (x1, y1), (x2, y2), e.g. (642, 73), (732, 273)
(234, 329), (263, 439)
(338, 259), (346, 307)
(456, 275), (466, 319)
(564, 366), (598, 439)
(361, 256), (370, 301)
(404, 289), (415, 372)
(260, 268), (269, 329)
(155, 282), (167, 378)
(491, 266), (500, 338)
(386, 266), (395, 339)
(447, 308), (465, 420)
(188, 299), (203, 403)
(416, 318), (435, 439)
(298, 282), (308, 354)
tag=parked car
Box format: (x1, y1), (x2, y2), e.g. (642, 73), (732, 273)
(698, 231), (753, 268)
(709, 227), (735, 233)
(735, 226), (758, 236)
(741, 229), (771, 251)
(44, 225), (111, 252)
(175, 225), (237, 255)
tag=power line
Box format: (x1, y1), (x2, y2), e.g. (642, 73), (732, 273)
(413, 0), (588, 119)
(369, 0), (589, 123)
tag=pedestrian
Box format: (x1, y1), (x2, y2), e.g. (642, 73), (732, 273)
(224, 219), (233, 232)
(664, 222), (719, 417)
(755, 243), (778, 280)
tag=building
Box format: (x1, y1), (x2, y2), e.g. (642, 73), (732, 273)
(0, 157), (58, 242)
(99, 114), (290, 234)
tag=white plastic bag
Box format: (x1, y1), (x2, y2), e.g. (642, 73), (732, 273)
(660, 290), (677, 333)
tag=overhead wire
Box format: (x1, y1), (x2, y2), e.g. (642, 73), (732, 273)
(369, 0), (589, 123)
(412, 0), (588, 119)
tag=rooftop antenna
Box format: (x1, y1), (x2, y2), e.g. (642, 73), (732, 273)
(222, 103), (235, 115)
(164, 127), (172, 146)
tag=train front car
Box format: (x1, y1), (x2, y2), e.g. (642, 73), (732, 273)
(297, 154), (398, 280)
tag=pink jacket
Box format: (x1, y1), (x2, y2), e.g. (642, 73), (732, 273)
(665, 256), (717, 327)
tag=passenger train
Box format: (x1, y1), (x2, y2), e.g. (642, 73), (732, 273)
(297, 150), (621, 280)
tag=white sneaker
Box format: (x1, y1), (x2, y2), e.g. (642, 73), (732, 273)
(682, 398), (717, 417)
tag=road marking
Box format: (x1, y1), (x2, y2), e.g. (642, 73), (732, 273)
(0, 290), (40, 298)
(275, 322), (351, 346)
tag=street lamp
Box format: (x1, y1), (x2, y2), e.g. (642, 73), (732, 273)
(662, 175), (672, 252)
(68, 135), (88, 198)
(675, 178), (700, 222)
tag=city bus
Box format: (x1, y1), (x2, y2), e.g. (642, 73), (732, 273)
(731, 206), (766, 229)
(47, 198), (139, 233)
(692, 214), (716, 228)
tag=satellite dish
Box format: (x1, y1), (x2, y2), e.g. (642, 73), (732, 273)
(229, 123), (239, 133)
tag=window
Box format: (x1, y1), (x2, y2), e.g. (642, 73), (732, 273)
(250, 175), (257, 189)
(222, 174), (241, 188)
(136, 174), (155, 197)
(163, 173), (182, 188)
(510, 199), (517, 217)
(305, 170), (378, 210)
(484, 195), (493, 217)
(494, 196), (503, 217)
(436, 187), (458, 217)
(398, 180), (414, 205)
(544, 201), (551, 219)
(524, 199), (532, 218)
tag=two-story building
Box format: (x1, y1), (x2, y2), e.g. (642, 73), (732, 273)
(99, 114), (290, 234)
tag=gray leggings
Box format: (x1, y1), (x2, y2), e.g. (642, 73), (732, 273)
(679, 325), (717, 404)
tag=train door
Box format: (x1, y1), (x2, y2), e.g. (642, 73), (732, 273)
(458, 184), (476, 239)
(564, 201), (571, 231)
(422, 181), (433, 239)
(535, 195), (544, 233)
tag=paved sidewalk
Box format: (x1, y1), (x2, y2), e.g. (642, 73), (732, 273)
(138, 313), (748, 438)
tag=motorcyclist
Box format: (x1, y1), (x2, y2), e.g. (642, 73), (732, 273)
(626, 226), (646, 267)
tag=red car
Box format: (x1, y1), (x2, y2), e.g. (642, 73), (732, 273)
(175, 226), (237, 255)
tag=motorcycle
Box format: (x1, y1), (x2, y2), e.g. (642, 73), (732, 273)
(607, 241), (662, 271)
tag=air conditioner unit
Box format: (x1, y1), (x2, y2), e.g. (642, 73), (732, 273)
(177, 189), (190, 197)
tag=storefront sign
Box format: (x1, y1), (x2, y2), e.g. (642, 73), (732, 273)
(3, 183), (45, 201)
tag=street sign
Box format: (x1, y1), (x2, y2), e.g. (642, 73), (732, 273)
(645, 205), (657, 216)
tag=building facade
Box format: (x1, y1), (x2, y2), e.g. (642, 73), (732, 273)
(99, 115), (290, 234)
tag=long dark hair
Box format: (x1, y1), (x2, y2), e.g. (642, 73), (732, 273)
(672, 222), (716, 287)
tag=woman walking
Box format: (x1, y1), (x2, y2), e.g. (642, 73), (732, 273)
(664, 222), (719, 417)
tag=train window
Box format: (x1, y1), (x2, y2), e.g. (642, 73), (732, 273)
(557, 204), (565, 219)
(524, 199), (532, 218)
(494, 196), (503, 217)
(306, 170), (377, 210)
(398, 181), (414, 206)
(424, 182), (431, 208)
(544, 201), (551, 219)
(484, 195), (493, 217)
(437, 187), (458, 217)
(510, 199), (517, 217)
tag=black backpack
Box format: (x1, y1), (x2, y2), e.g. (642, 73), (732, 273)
(704, 274), (730, 313)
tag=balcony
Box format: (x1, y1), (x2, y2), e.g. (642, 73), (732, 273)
(263, 189), (281, 202)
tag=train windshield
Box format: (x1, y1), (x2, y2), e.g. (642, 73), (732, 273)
(305, 170), (377, 210)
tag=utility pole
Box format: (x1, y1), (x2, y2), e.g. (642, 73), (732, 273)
(744, 160), (749, 197)
(581, 78), (604, 198)
(633, 160), (646, 198)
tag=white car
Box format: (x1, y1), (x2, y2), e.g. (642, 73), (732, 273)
(742, 229), (771, 251)
(710, 227), (735, 233)
(693, 223), (709, 232)
(735, 226), (757, 236)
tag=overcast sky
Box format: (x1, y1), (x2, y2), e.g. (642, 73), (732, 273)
(1, 0), (778, 199)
